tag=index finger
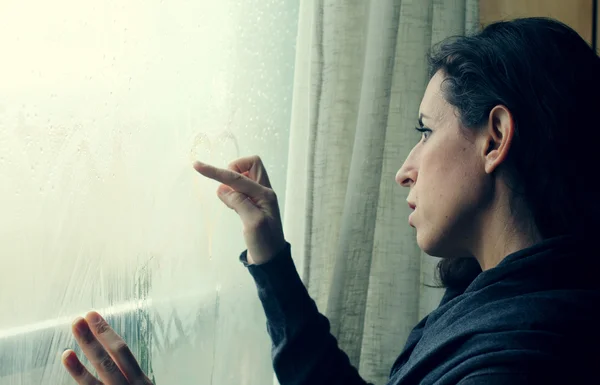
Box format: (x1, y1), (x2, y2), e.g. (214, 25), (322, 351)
(193, 161), (267, 198)
(84, 312), (147, 383)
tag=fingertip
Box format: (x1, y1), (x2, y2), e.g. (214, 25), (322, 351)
(71, 316), (85, 330)
(62, 349), (85, 376)
(193, 160), (206, 170)
(61, 349), (78, 369)
(62, 349), (73, 361)
(84, 310), (102, 324)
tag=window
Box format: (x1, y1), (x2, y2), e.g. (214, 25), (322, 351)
(0, 1), (298, 384)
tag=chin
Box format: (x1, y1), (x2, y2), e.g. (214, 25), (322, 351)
(416, 230), (436, 255)
(415, 229), (454, 258)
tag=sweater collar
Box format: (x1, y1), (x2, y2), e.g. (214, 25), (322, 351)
(464, 234), (580, 293)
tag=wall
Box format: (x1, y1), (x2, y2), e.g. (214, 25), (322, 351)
(480, 0), (595, 47)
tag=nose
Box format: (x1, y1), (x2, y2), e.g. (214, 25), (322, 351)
(396, 150), (418, 188)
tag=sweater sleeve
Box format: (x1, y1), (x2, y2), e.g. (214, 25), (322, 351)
(240, 242), (373, 385)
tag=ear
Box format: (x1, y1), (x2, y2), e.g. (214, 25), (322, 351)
(483, 105), (514, 174)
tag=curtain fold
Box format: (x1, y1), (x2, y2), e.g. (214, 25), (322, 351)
(282, 0), (479, 383)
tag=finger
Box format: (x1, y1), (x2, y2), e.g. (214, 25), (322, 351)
(217, 171), (251, 196)
(72, 316), (129, 385)
(62, 349), (103, 385)
(193, 161), (268, 198)
(85, 312), (147, 383)
(216, 183), (263, 221)
(227, 156), (273, 189)
(216, 172), (249, 198)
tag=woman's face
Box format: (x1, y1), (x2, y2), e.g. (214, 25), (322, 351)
(396, 71), (491, 258)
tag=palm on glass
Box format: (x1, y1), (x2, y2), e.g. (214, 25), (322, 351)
(62, 312), (153, 385)
(62, 156), (286, 383)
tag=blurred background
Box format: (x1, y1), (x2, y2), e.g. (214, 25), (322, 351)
(481, 0), (596, 47)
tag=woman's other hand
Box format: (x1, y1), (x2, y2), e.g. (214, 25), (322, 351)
(62, 311), (153, 385)
(193, 155), (287, 265)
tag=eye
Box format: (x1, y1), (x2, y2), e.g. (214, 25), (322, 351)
(415, 126), (432, 142)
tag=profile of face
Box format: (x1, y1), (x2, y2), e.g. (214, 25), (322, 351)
(396, 71), (503, 259)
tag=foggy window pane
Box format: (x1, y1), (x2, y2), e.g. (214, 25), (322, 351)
(0, 1), (298, 384)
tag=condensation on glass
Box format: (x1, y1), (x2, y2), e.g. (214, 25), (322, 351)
(0, 1), (298, 384)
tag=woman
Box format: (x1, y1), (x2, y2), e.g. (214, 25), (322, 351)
(61, 17), (600, 384)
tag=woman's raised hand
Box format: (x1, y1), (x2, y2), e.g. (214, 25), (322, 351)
(193, 155), (287, 264)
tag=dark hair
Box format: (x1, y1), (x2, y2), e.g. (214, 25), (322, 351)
(428, 17), (600, 289)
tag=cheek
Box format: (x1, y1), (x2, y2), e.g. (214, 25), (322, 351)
(416, 147), (485, 239)
(415, 172), (484, 256)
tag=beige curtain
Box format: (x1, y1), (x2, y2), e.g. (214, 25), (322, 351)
(281, 0), (479, 383)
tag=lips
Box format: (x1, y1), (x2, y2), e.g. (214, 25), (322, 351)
(407, 201), (416, 227)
